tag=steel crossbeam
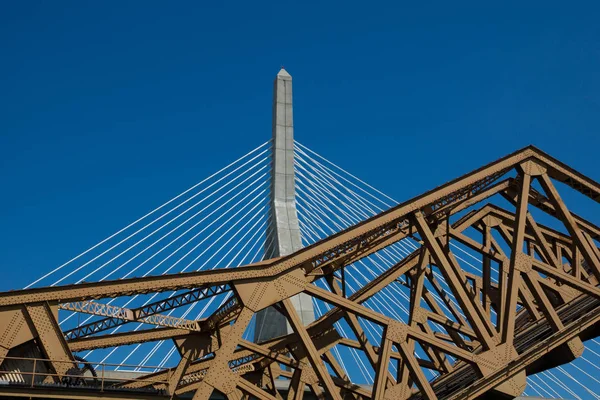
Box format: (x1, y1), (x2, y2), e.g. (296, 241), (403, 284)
(63, 284), (229, 340)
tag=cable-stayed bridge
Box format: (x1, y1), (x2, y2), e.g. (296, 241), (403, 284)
(0, 69), (599, 400)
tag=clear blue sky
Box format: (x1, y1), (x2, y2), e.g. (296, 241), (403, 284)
(1, 1), (599, 289)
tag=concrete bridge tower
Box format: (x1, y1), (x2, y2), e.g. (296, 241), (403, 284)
(254, 69), (316, 342)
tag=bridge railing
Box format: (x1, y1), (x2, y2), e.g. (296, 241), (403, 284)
(0, 356), (170, 393)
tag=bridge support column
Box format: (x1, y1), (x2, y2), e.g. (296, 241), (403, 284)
(254, 69), (315, 343)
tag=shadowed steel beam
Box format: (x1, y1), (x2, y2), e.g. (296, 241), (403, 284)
(282, 298), (342, 400)
(255, 69), (315, 343)
(501, 171), (530, 348)
(448, 305), (600, 400)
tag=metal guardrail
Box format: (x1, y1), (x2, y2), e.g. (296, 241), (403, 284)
(0, 356), (171, 393)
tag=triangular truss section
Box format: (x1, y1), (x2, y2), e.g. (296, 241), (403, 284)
(0, 145), (599, 400)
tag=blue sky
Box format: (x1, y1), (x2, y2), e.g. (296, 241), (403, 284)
(1, 1), (599, 290)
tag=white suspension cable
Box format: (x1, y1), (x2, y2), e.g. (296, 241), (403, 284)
(62, 170), (270, 326)
(543, 370), (581, 399)
(82, 192), (269, 362)
(105, 161), (271, 282)
(557, 366), (599, 399)
(294, 142), (396, 206)
(76, 162), (271, 284)
(294, 164), (420, 260)
(26, 141), (271, 289)
(296, 191), (414, 314)
(527, 376), (555, 398)
(53, 151), (271, 286)
(295, 171), (416, 259)
(104, 194), (269, 365)
(295, 153), (384, 215)
(536, 371), (567, 398)
(297, 200), (414, 315)
(152, 176), (269, 276)
(120, 197), (269, 367)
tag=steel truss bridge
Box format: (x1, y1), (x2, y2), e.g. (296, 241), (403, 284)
(1, 71), (599, 400)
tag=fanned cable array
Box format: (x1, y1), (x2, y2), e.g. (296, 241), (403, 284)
(27, 141), (273, 370)
(294, 141), (600, 399)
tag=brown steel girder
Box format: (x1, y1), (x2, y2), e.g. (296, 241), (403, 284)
(0, 145), (599, 400)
